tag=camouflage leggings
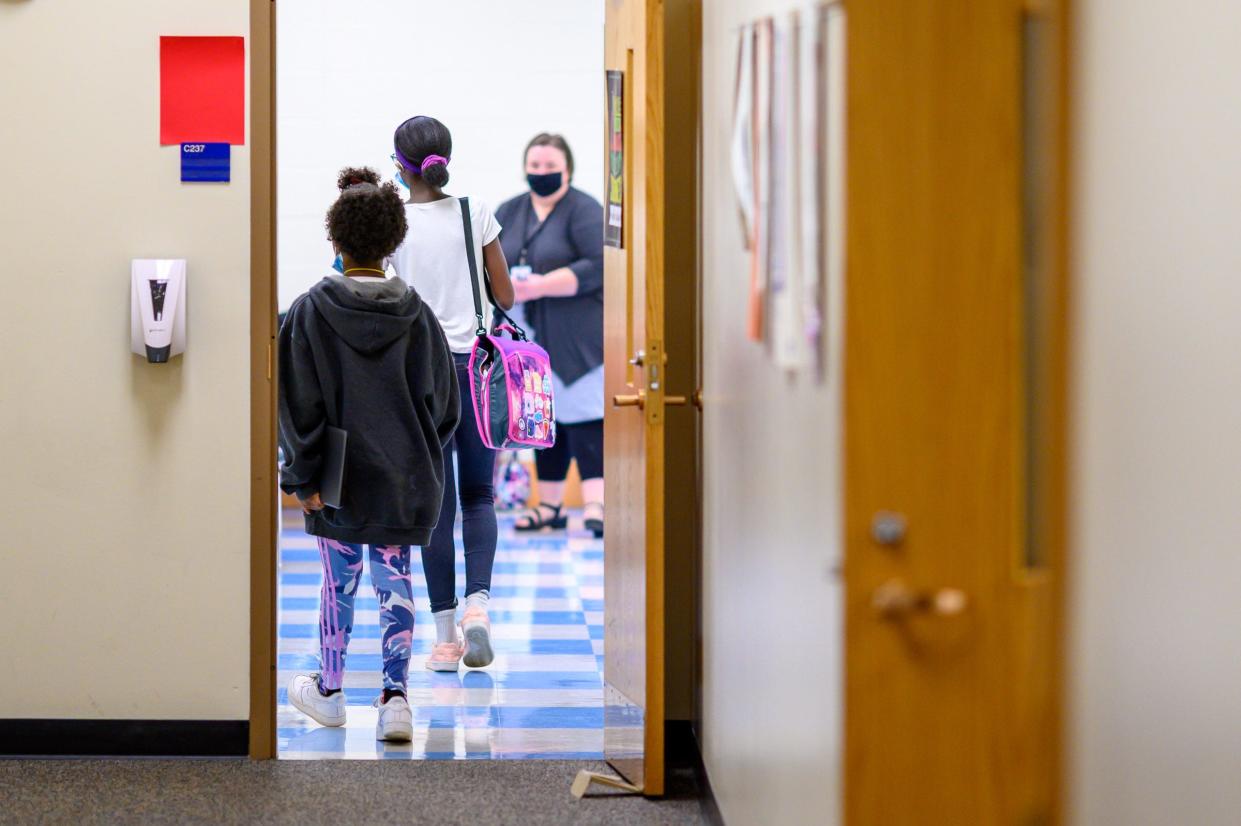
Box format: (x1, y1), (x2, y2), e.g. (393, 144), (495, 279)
(315, 538), (415, 693)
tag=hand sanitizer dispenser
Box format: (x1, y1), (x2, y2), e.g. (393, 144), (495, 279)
(131, 259), (187, 363)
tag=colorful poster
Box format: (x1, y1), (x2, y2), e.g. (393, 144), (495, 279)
(160, 36), (245, 145)
(605, 70), (624, 249)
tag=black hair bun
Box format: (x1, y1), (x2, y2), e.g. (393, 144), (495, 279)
(422, 161), (450, 188)
(394, 116), (454, 189)
(336, 166), (382, 191)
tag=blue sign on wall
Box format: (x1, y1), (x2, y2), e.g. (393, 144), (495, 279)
(180, 142), (230, 183)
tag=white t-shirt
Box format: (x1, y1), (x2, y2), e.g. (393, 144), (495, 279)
(390, 196), (502, 354)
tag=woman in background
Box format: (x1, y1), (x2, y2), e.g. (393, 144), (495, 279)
(496, 134), (606, 538)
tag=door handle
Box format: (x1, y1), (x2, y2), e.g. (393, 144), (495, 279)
(613, 391), (645, 409)
(666, 390), (704, 409)
(872, 578), (968, 620)
(613, 390), (697, 409)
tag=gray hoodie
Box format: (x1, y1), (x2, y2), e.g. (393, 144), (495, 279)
(278, 276), (460, 546)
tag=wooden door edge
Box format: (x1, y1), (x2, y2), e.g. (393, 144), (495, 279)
(645, 431), (667, 797)
(642, 0), (671, 798)
(1047, 0), (1073, 821)
(248, 0), (277, 761)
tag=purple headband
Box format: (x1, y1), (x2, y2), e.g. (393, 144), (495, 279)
(394, 147), (450, 175)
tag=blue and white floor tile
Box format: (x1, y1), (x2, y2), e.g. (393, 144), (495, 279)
(277, 510), (610, 760)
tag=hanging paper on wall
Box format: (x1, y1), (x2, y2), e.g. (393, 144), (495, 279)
(796, 4), (826, 374)
(823, 6), (846, 378)
(768, 16), (807, 370)
(605, 70), (625, 248)
(181, 142), (231, 182)
(731, 24), (756, 253)
(733, 3), (843, 364)
(160, 36), (245, 145)
(750, 18), (774, 343)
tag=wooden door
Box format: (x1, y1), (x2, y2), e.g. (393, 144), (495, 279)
(602, 0), (699, 798)
(844, 0), (1067, 823)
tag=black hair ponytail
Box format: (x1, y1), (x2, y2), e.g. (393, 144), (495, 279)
(421, 159), (450, 188)
(394, 115), (453, 188)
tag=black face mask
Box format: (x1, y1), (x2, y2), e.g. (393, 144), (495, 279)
(527, 172), (564, 198)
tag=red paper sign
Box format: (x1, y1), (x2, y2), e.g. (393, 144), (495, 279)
(160, 36), (245, 146)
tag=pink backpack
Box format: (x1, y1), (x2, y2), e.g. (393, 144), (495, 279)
(459, 198), (556, 450)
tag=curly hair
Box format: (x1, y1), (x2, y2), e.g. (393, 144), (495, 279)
(325, 166), (408, 264)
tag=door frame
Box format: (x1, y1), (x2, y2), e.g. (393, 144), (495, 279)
(249, 0), (277, 760)
(244, 0), (702, 763)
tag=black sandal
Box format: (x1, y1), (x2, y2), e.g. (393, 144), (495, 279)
(515, 502), (567, 532)
(584, 502), (604, 539)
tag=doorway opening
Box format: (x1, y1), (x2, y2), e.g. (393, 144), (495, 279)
(270, 0), (610, 761)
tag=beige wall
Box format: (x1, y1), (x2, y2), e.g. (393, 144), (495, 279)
(700, 1), (844, 823)
(1070, 1), (1241, 823)
(0, 1), (252, 719)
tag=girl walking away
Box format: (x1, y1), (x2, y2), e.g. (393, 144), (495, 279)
(389, 115), (515, 672)
(279, 167), (460, 741)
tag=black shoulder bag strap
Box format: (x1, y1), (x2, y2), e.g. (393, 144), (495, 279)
(459, 197), (488, 337)
(459, 197), (524, 339)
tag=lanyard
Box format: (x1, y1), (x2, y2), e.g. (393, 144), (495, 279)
(518, 199), (555, 265)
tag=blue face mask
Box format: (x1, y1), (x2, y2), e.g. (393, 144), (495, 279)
(396, 171), (410, 190)
(527, 171), (563, 198)
(332, 254), (344, 274)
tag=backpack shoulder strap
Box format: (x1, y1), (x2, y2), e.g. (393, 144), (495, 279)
(460, 196), (525, 338)
(458, 197), (487, 337)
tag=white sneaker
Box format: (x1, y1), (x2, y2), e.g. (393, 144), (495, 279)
(425, 637), (465, 672)
(460, 605), (495, 669)
(374, 694), (413, 742)
(288, 674), (346, 727)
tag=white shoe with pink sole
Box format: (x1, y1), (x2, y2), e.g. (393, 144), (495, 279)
(460, 605), (494, 668)
(425, 638), (464, 672)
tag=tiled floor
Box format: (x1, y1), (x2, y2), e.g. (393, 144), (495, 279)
(277, 509), (607, 760)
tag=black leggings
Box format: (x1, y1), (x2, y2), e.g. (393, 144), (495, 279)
(535, 419), (604, 483)
(422, 355), (497, 613)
